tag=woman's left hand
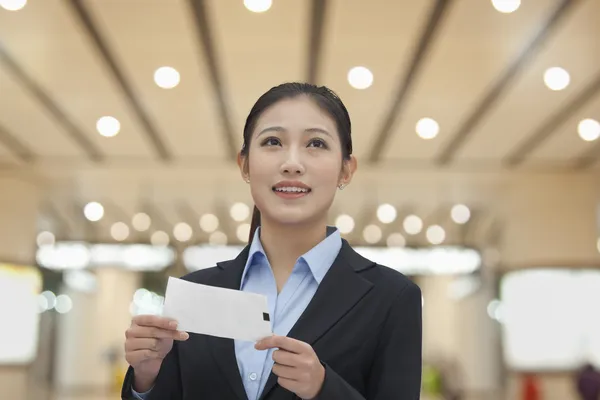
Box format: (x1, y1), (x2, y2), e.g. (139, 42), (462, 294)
(255, 335), (325, 399)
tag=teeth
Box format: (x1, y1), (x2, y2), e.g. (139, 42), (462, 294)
(275, 187), (308, 193)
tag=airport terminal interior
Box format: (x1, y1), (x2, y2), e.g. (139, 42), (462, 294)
(1, 0), (600, 399)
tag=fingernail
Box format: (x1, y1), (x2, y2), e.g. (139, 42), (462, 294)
(169, 321), (178, 329)
(180, 332), (189, 340)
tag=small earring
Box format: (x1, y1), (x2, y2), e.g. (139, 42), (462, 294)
(338, 183), (346, 190)
(245, 178), (250, 184)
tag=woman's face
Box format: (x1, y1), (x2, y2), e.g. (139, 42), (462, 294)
(239, 96), (356, 227)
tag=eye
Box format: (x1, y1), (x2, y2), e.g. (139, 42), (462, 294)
(261, 137), (281, 147)
(308, 138), (328, 149)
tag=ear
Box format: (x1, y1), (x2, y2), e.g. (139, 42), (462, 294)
(339, 155), (358, 187)
(237, 152), (249, 182)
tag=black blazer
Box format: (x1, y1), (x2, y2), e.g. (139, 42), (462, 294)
(122, 240), (422, 400)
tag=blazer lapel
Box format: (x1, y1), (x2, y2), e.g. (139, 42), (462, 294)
(206, 246), (251, 400)
(259, 241), (375, 400)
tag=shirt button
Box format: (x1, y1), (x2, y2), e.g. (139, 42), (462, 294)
(249, 372), (258, 381)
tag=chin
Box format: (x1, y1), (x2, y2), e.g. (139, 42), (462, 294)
(265, 208), (317, 226)
(260, 202), (328, 227)
(253, 189), (335, 227)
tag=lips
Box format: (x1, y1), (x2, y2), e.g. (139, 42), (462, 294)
(273, 186), (310, 193)
(272, 181), (312, 198)
(272, 181), (312, 193)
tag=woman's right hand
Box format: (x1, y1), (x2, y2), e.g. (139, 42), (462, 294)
(125, 315), (190, 392)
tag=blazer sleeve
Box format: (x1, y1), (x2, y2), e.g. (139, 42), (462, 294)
(121, 341), (183, 400)
(315, 282), (423, 400)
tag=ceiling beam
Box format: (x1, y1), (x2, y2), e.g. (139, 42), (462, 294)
(436, 0), (578, 165)
(188, 0), (238, 161)
(306, 0), (329, 84)
(68, 0), (172, 161)
(572, 130), (600, 169)
(366, 0), (453, 163)
(0, 43), (104, 162)
(504, 71), (600, 167)
(0, 121), (36, 163)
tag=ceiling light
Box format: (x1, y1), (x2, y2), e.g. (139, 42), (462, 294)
(230, 203), (250, 222)
(0, 0), (27, 11)
(543, 67), (570, 91)
(154, 66), (180, 89)
(96, 116), (120, 137)
(377, 204), (397, 224)
(55, 294), (73, 314)
(111, 222), (130, 242)
(236, 224), (251, 242)
(578, 118), (600, 142)
(347, 66), (373, 90)
(41, 291), (57, 310)
(199, 214), (219, 233)
(403, 215), (423, 235)
(363, 224), (382, 244)
(386, 233), (406, 248)
(491, 0), (521, 13)
(335, 214), (355, 234)
(416, 118), (440, 140)
(426, 225), (446, 245)
(209, 231), (228, 246)
(151, 231), (169, 247)
(244, 0), (272, 13)
(132, 213), (151, 232)
(451, 204), (471, 224)
(173, 223), (193, 242)
(84, 202), (104, 222)
(37, 231), (55, 247)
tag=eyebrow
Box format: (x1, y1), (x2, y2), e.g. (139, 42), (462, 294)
(257, 126), (333, 138)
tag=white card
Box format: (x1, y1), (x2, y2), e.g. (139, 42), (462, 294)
(162, 277), (272, 342)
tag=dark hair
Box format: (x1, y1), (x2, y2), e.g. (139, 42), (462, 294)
(241, 82), (353, 243)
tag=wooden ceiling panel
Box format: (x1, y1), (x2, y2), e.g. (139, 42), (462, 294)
(319, 0), (434, 160)
(0, 0), (154, 159)
(209, 0), (310, 151)
(0, 143), (20, 165)
(85, 0), (225, 159)
(525, 91), (600, 165)
(0, 65), (83, 157)
(381, 0), (558, 162)
(457, 0), (600, 162)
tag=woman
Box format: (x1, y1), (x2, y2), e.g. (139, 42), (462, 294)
(121, 83), (422, 400)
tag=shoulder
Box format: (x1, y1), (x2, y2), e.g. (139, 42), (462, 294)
(363, 262), (421, 300)
(343, 243), (421, 301)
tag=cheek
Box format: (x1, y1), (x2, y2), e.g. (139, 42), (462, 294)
(311, 158), (343, 187)
(247, 155), (273, 180)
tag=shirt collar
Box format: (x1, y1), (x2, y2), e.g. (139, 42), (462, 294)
(240, 226), (342, 287)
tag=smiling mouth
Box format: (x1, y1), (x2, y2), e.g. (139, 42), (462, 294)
(272, 186), (312, 199)
(272, 186), (312, 194)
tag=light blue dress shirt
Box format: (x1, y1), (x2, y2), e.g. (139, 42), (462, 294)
(133, 226), (341, 400)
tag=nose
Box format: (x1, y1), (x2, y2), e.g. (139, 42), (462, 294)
(279, 148), (305, 176)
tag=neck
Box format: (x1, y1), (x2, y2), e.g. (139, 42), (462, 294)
(258, 217), (328, 274)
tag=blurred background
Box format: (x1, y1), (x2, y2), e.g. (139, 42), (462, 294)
(1, 0), (600, 399)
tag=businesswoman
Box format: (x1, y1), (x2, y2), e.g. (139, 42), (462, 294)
(121, 83), (422, 400)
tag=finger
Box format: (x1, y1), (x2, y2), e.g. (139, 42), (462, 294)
(125, 338), (159, 352)
(125, 349), (162, 365)
(277, 376), (300, 393)
(255, 335), (307, 354)
(272, 363), (298, 380)
(133, 315), (178, 330)
(126, 326), (188, 341)
(272, 349), (298, 367)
